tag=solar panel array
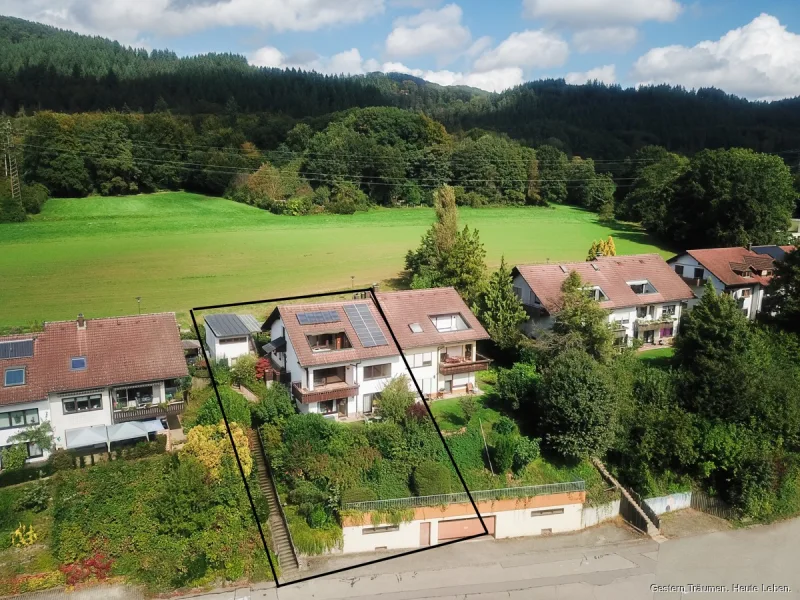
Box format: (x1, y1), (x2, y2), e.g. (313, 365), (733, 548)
(0, 339), (34, 360)
(343, 304), (388, 348)
(296, 310), (341, 325)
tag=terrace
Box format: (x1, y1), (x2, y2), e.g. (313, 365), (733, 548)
(438, 353), (492, 376)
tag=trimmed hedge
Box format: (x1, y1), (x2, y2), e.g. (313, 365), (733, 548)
(0, 463), (54, 488)
(412, 461), (454, 496)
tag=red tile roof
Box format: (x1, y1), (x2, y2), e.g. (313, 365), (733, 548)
(0, 313), (188, 407)
(513, 254), (695, 314)
(376, 288), (490, 350)
(685, 248), (775, 287)
(271, 301), (399, 368)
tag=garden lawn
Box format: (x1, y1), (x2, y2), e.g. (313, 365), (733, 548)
(429, 395), (502, 432)
(0, 192), (671, 328)
(637, 347), (675, 369)
(0, 483), (58, 583)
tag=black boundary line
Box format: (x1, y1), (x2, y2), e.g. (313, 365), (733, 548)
(189, 309), (279, 584)
(192, 287), (489, 588)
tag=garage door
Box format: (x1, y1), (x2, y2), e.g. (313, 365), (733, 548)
(437, 516), (495, 541)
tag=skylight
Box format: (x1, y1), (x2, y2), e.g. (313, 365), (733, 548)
(409, 323), (423, 333)
(71, 356), (87, 371)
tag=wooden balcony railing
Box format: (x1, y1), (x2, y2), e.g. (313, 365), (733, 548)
(112, 400), (186, 424)
(292, 382), (359, 404)
(439, 354), (492, 376)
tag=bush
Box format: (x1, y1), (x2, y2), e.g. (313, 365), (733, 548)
(209, 360), (232, 386)
(496, 363), (538, 411)
(375, 376), (415, 423)
(513, 437), (540, 473)
(307, 505), (329, 528)
(445, 427), (486, 472)
(412, 461), (453, 496)
(14, 480), (50, 513)
(492, 435), (516, 473)
(493, 416), (516, 436)
(458, 396), (478, 423)
(341, 486), (378, 504)
(195, 386), (252, 428)
(0, 463), (54, 488)
(230, 354), (257, 388)
(250, 382), (296, 426)
(0, 444), (27, 472)
(366, 459), (413, 499)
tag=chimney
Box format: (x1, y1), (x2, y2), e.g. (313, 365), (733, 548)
(372, 282), (380, 294)
(77, 313), (86, 329)
(747, 243), (753, 251)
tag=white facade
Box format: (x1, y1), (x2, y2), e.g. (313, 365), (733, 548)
(513, 274), (684, 345)
(48, 388), (113, 449)
(269, 318), (482, 420)
(341, 501), (583, 554)
(0, 399), (52, 465)
(669, 254), (765, 320)
(206, 327), (251, 365)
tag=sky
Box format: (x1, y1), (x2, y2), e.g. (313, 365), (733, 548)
(2, 0), (800, 100)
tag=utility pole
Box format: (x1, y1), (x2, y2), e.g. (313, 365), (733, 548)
(136, 297), (142, 315)
(2, 120), (21, 203)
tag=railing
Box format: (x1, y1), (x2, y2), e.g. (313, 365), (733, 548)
(691, 489), (738, 520)
(291, 382), (359, 404)
(342, 480), (585, 512)
(438, 354), (492, 376)
(112, 400), (185, 424)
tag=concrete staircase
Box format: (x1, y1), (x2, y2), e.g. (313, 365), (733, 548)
(248, 428), (300, 580)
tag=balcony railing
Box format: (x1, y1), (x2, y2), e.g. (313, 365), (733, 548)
(112, 400), (186, 424)
(439, 354), (492, 376)
(292, 381), (359, 404)
(680, 276), (704, 287)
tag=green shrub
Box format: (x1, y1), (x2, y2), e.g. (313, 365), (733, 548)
(288, 481), (327, 506)
(308, 505), (329, 528)
(0, 445), (27, 472)
(14, 480), (50, 513)
(210, 360), (232, 386)
(493, 416), (516, 436)
(366, 459), (413, 499)
(412, 461), (453, 496)
(375, 376), (415, 423)
(195, 386), (252, 428)
(513, 437), (540, 473)
(231, 354), (257, 388)
(458, 396), (478, 423)
(492, 435), (516, 473)
(285, 506), (342, 555)
(445, 428), (486, 472)
(250, 382), (296, 426)
(341, 486), (377, 504)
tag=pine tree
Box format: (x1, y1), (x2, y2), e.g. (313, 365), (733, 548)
(526, 156), (543, 205)
(477, 256), (528, 350)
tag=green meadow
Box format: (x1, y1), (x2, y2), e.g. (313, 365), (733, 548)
(0, 192), (671, 327)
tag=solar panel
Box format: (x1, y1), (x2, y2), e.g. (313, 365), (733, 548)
(0, 340), (34, 360)
(343, 304), (388, 348)
(297, 310), (341, 326)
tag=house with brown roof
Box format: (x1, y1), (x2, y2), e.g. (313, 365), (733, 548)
(512, 254), (695, 346)
(667, 248), (776, 320)
(0, 313), (188, 468)
(262, 288), (490, 420)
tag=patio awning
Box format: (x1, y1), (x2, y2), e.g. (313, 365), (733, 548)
(263, 336), (285, 353)
(65, 425), (109, 449)
(139, 419), (166, 433)
(107, 421), (150, 443)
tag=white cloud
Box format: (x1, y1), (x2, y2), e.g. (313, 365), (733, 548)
(564, 64), (616, 84)
(632, 13), (800, 101)
(250, 46), (286, 68)
(473, 29), (569, 71)
(0, 0), (384, 43)
(250, 46), (378, 75)
(523, 0), (682, 27)
(573, 27), (638, 53)
(385, 3), (471, 58)
(465, 35), (492, 58)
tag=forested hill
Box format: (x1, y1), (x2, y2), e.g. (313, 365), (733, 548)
(3, 14), (800, 159)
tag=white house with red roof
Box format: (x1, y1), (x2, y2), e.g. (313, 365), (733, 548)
(512, 254), (695, 346)
(0, 313), (188, 469)
(667, 248), (776, 320)
(262, 288), (490, 420)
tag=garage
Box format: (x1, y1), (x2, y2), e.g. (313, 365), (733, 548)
(437, 515), (495, 541)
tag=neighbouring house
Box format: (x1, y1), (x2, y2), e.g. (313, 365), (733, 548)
(262, 287), (490, 420)
(0, 313), (188, 469)
(751, 244), (797, 263)
(512, 254), (695, 346)
(667, 248), (776, 320)
(204, 313), (262, 365)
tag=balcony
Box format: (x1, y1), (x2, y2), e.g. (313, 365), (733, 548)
(522, 303), (547, 319)
(680, 276), (704, 288)
(292, 381), (359, 404)
(635, 316), (676, 332)
(439, 354), (492, 376)
(112, 400), (186, 424)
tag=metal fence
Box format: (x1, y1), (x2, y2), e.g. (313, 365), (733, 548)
(691, 489), (738, 520)
(342, 480), (585, 512)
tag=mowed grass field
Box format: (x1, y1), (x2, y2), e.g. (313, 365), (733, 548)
(0, 192), (672, 327)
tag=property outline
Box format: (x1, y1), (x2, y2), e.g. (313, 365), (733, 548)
(191, 286), (489, 587)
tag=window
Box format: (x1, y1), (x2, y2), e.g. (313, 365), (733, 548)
(583, 287), (608, 302)
(27, 442), (43, 458)
(409, 353), (433, 368)
(319, 400), (336, 414)
(663, 304), (676, 317)
(408, 322), (423, 334)
(70, 356), (87, 371)
(363, 525), (400, 534)
(0, 408), (39, 430)
(660, 326), (674, 338)
(114, 386), (153, 408)
(313, 366), (346, 387)
(363, 363), (391, 380)
(741, 288), (751, 298)
(63, 394), (103, 414)
(362, 392), (379, 414)
(219, 336), (247, 345)
(636, 306), (648, 318)
(4, 368), (25, 387)
(693, 267), (705, 279)
(430, 314), (470, 332)
(512, 286), (522, 300)
(165, 378), (181, 401)
(422, 352), (432, 367)
(306, 332), (352, 352)
(628, 280), (657, 295)
(531, 508), (564, 517)
(674, 265), (684, 276)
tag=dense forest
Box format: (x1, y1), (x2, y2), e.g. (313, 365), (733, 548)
(3, 15), (800, 159)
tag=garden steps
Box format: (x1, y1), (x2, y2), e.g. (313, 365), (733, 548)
(248, 428), (301, 580)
